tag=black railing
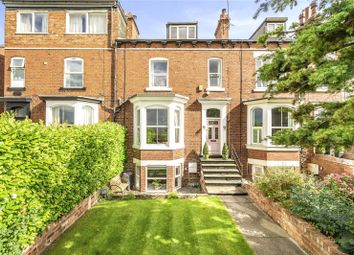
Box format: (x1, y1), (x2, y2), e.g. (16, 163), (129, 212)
(230, 144), (244, 177)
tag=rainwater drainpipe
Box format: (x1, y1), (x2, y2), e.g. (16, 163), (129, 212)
(239, 40), (244, 174)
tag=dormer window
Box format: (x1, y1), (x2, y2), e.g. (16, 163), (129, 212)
(67, 12), (107, 34)
(167, 23), (197, 39)
(266, 23), (284, 33)
(17, 12), (48, 33)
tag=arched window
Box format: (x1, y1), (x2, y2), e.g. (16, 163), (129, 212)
(146, 108), (168, 144)
(271, 107), (293, 135)
(251, 108), (263, 144)
(52, 105), (74, 125)
(207, 108), (220, 118)
(64, 57), (84, 88)
(208, 58), (222, 88)
(82, 105), (94, 125)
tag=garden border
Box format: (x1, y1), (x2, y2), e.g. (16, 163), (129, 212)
(21, 192), (99, 255)
(244, 183), (347, 255)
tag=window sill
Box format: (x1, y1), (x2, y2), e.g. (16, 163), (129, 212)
(59, 87), (86, 91)
(206, 87), (225, 92)
(8, 87), (26, 91)
(145, 87), (172, 92)
(253, 88), (267, 93)
(64, 33), (108, 35)
(133, 144), (185, 151)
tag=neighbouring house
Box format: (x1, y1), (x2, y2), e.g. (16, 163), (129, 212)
(0, 1), (346, 194)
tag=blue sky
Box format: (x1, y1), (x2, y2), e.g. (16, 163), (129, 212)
(0, 0), (310, 43)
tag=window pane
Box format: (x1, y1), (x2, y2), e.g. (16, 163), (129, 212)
(157, 128), (168, 144)
(67, 60), (83, 72)
(12, 69), (24, 81)
(147, 179), (167, 191)
(207, 108), (220, 118)
(208, 127), (212, 139)
(170, 27), (177, 39)
(66, 74), (83, 87)
(179, 26), (187, 39)
(147, 109), (157, 125)
(20, 13), (32, 32)
(34, 13), (48, 33)
(153, 76), (167, 87)
(82, 106), (94, 125)
(53, 106), (74, 125)
(252, 108), (263, 127)
(282, 111), (290, 127)
(153, 61), (167, 74)
(147, 127), (157, 144)
(175, 127), (180, 143)
(188, 26), (196, 39)
(158, 109), (168, 125)
(174, 110), (180, 126)
(272, 128), (281, 136)
(137, 109), (140, 126)
(209, 75), (220, 87)
(148, 168), (167, 178)
(11, 58), (25, 68)
(215, 127), (219, 139)
(209, 59), (221, 73)
(70, 14), (86, 33)
(272, 108), (282, 126)
(88, 13), (106, 34)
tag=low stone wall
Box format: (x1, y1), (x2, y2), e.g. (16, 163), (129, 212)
(310, 154), (354, 178)
(22, 192), (100, 255)
(244, 184), (347, 255)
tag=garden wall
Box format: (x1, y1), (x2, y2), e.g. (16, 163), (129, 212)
(244, 184), (347, 255)
(22, 192), (99, 255)
(309, 154), (354, 178)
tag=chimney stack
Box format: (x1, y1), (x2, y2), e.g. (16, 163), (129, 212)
(299, 1), (317, 26)
(310, 1), (317, 16)
(126, 12), (139, 39)
(214, 8), (230, 39)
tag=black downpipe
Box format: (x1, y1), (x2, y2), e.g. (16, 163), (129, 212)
(113, 47), (117, 117)
(239, 41), (244, 175)
(123, 47), (127, 126)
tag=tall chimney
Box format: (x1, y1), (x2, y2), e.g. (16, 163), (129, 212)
(214, 8), (230, 39)
(310, 1), (317, 16)
(126, 12), (139, 39)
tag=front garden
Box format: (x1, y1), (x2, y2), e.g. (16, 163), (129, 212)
(254, 169), (354, 254)
(45, 197), (253, 255)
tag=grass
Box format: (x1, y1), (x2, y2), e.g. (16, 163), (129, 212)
(45, 196), (254, 255)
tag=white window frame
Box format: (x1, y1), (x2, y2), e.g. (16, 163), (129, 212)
(146, 166), (167, 192)
(251, 107), (263, 144)
(207, 58), (223, 91)
(255, 57), (269, 91)
(82, 105), (95, 125)
(146, 107), (169, 145)
(271, 106), (294, 136)
(16, 11), (48, 34)
(148, 58), (170, 91)
(51, 105), (75, 126)
(135, 166), (140, 190)
(266, 23), (284, 33)
(174, 108), (181, 144)
(64, 57), (84, 88)
(175, 164), (182, 190)
(66, 11), (107, 34)
(252, 165), (264, 182)
(169, 25), (197, 39)
(10, 57), (25, 88)
(136, 108), (141, 145)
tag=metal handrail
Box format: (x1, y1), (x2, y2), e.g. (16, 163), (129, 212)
(230, 144), (244, 177)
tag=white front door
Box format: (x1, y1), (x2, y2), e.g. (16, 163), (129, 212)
(207, 119), (220, 155)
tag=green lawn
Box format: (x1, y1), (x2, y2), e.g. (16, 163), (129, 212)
(45, 196), (253, 255)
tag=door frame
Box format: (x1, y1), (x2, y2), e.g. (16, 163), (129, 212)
(199, 98), (231, 156)
(206, 118), (221, 155)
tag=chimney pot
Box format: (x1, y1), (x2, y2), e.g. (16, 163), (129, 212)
(215, 9), (230, 39)
(304, 7), (309, 21)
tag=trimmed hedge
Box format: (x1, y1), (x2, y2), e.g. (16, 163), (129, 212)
(0, 113), (126, 255)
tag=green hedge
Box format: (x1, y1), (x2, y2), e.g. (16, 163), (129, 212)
(0, 113), (126, 255)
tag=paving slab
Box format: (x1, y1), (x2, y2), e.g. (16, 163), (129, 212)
(220, 195), (307, 255)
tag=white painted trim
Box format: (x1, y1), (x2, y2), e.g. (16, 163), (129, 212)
(206, 87), (225, 92)
(149, 57), (169, 89)
(16, 11), (49, 34)
(145, 87), (172, 92)
(133, 158), (184, 167)
(168, 25), (197, 39)
(10, 57), (26, 88)
(64, 57), (84, 88)
(248, 158), (300, 167)
(66, 11), (108, 34)
(208, 58), (222, 89)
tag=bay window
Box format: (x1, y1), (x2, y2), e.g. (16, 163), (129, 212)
(52, 105), (75, 125)
(82, 106), (94, 125)
(136, 109), (141, 145)
(208, 58), (222, 88)
(146, 108), (168, 144)
(67, 12), (106, 34)
(174, 109), (181, 143)
(271, 107), (293, 135)
(10, 57), (25, 88)
(149, 58), (168, 88)
(18, 12), (48, 33)
(251, 108), (263, 144)
(64, 58), (84, 88)
(147, 167), (167, 192)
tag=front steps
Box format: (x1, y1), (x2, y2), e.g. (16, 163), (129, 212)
(201, 157), (246, 195)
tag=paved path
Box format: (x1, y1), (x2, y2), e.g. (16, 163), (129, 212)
(220, 195), (307, 255)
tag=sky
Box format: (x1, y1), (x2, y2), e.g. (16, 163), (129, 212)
(0, 0), (311, 43)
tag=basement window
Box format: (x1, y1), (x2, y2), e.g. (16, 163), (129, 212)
(17, 12), (48, 33)
(147, 167), (167, 192)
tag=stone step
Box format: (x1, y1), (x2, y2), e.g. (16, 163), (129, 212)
(201, 163), (237, 168)
(206, 185), (247, 195)
(203, 173), (242, 179)
(200, 158), (235, 163)
(202, 169), (240, 173)
(205, 179), (242, 185)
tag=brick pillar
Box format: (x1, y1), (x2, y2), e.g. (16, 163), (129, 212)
(167, 166), (174, 192)
(140, 166), (147, 192)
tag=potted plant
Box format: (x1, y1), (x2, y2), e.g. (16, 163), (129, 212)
(203, 142), (209, 160)
(222, 143), (229, 160)
(152, 179), (162, 190)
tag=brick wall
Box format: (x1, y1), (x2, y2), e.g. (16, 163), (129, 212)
(22, 192), (99, 255)
(309, 154), (354, 178)
(244, 184), (347, 255)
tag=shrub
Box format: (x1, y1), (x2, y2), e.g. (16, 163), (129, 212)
(123, 192), (136, 200)
(203, 142), (209, 160)
(323, 173), (354, 199)
(167, 192), (179, 199)
(291, 180), (354, 254)
(222, 143), (229, 160)
(0, 113), (126, 255)
(255, 168), (305, 208)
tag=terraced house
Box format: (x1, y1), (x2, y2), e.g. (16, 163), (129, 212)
(0, 0), (344, 194)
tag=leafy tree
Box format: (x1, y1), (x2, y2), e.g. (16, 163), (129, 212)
(255, 0), (354, 152)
